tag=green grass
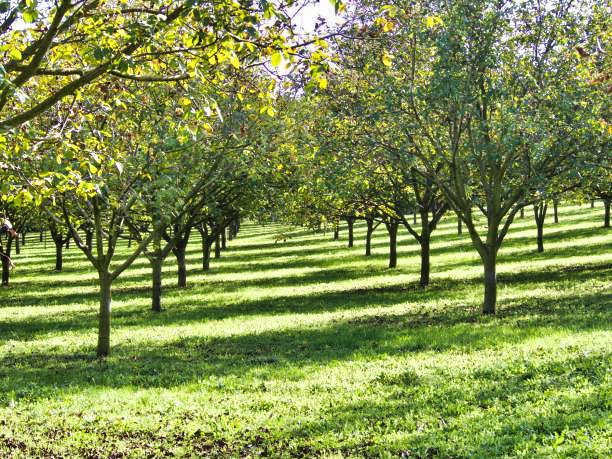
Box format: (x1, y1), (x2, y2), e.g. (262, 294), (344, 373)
(1, 204), (610, 458)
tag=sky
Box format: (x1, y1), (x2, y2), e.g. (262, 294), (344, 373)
(291, 0), (345, 35)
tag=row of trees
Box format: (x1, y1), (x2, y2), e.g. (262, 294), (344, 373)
(1, 0), (609, 357)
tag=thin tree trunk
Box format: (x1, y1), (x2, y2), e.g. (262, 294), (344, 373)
(221, 229), (227, 250)
(215, 234), (221, 259)
(39, 230), (44, 243)
(150, 256), (162, 312)
(533, 203), (547, 253)
(86, 230), (93, 249)
(520, 207), (524, 219)
(55, 241), (63, 271)
(413, 211), (417, 225)
(420, 235), (430, 288)
(227, 225), (233, 241)
(176, 247), (187, 288)
(127, 236), (132, 248)
(65, 238), (70, 249)
(347, 217), (354, 248)
(553, 199), (559, 224)
(97, 272), (112, 357)
(365, 218), (373, 256)
(457, 218), (462, 235)
(14, 234), (20, 255)
(203, 239), (211, 271)
(387, 222), (398, 269)
(590, 199), (595, 208)
(605, 199), (610, 228)
(482, 251), (497, 315)
(333, 227), (339, 240)
(21, 232), (25, 246)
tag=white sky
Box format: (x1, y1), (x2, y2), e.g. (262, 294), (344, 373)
(291, 0), (345, 35)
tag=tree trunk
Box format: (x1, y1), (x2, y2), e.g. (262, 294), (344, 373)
(127, 236), (132, 248)
(227, 225), (233, 241)
(176, 247), (187, 288)
(150, 256), (163, 312)
(413, 211), (417, 225)
(536, 220), (544, 252)
(365, 218), (373, 256)
(65, 238), (70, 249)
(457, 218), (462, 235)
(419, 234), (430, 288)
(605, 199), (610, 228)
(533, 203), (547, 253)
(97, 272), (112, 357)
(591, 199), (595, 208)
(347, 217), (354, 248)
(482, 251), (497, 315)
(14, 234), (20, 255)
(55, 240), (63, 271)
(221, 229), (227, 250)
(86, 230), (93, 249)
(1, 238), (13, 286)
(387, 222), (398, 269)
(39, 230), (44, 243)
(553, 199), (559, 224)
(333, 227), (339, 241)
(520, 207), (524, 219)
(215, 234), (221, 258)
(203, 239), (211, 271)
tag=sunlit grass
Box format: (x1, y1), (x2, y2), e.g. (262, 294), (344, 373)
(0, 204), (610, 457)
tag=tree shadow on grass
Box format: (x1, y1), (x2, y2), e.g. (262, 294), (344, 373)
(0, 285), (609, 406)
(1, 260), (609, 345)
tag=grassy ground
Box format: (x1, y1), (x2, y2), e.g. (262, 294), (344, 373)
(0, 204), (610, 458)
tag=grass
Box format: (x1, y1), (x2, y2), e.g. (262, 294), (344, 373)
(0, 204), (610, 458)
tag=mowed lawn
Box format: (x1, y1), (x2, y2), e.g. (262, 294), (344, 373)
(0, 205), (610, 458)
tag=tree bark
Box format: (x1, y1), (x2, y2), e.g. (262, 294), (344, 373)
(365, 218), (374, 256)
(14, 234), (20, 255)
(221, 229), (227, 250)
(215, 234), (221, 258)
(39, 230), (44, 243)
(97, 272), (112, 357)
(227, 225), (233, 241)
(457, 218), (462, 235)
(533, 202), (547, 253)
(86, 230), (93, 250)
(176, 247), (187, 288)
(347, 217), (354, 248)
(65, 238), (70, 249)
(482, 251), (497, 315)
(150, 256), (162, 312)
(605, 199), (610, 228)
(553, 199), (559, 224)
(333, 227), (339, 241)
(387, 222), (398, 269)
(413, 211), (417, 225)
(520, 207), (524, 219)
(1, 238), (11, 287)
(591, 199), (595, 208)
(419, 234), (430, 288)
(55, 240), (63, 271)
(203, 239), (211, 271)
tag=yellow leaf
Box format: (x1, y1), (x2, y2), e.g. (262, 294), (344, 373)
(230, 54), (240, 69)
(266, 106), (275, 117)
(382, 50), (393, 67)
(9, 48), (22, 60)
(270, 52), (282, 68)
(318, 77), (328, 89)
